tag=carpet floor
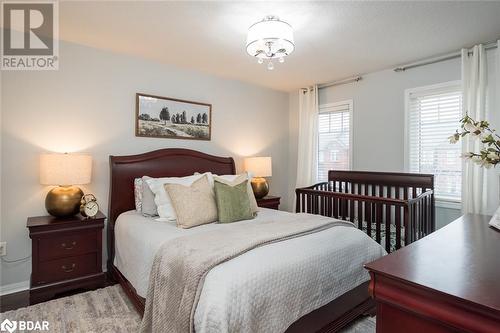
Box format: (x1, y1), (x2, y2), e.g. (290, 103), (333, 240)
(0, 285), (375, 332)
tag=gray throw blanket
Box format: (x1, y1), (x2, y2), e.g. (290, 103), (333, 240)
(140, 214), (353, 333)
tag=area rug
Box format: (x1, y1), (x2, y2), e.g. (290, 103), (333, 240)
(0, 285), (140, 332)
(0, 284), (375, 332)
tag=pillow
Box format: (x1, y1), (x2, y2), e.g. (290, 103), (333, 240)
(141, 176), (158, 216)
(214, 180), (254, 223)
(134, 178), (143, 212)
(211, 173), (258, 214)
(164, 176), (218, 228)
(146, 173), (207, 221)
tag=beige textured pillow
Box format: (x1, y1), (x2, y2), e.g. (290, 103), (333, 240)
(164, 176), (218, 229)
(213, 173), (258, 214)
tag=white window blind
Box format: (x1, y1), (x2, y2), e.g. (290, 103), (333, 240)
(317, 101), (352, 182)
(406, 83), (462, 202)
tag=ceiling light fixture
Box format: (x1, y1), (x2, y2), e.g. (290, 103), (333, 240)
(246, 15), (294, 70)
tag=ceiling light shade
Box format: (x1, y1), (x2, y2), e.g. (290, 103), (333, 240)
(246, 16), (294, 70)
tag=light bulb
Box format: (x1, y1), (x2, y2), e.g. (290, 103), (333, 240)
(279, 57), (285, 63)
(258, 58), (264, 64)
(267, 61), (274, 70)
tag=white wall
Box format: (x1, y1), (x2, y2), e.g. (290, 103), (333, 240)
(0, 41), (289, 289)
(290, 51), (499, 228)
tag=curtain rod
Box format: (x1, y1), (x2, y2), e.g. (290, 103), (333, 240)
(394, 40), (498, 72)
(301, 75), (362, 92)
(302, 39), (497, 91)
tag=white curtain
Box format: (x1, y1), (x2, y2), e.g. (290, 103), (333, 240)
(295, 85), (319, 189)
(461, 44), (489, 214)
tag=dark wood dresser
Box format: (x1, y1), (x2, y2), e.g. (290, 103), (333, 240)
(256, 196), (281, 210)
(365, 214), (500, 333)
(27, 212), (106, 304)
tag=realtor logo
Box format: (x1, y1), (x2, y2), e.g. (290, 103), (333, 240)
(1, 1), (59, 70)
(0, 319), (16, 333)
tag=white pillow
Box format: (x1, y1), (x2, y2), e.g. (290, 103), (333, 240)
(141, 176), (158, 217)
(145, 173), (209, 221)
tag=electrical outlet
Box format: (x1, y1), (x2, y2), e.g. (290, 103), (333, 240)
(0, 242), (6, 256)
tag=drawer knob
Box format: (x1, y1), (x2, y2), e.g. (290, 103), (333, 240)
(61, 241), (77, 250)
(61, 263), (76, 272)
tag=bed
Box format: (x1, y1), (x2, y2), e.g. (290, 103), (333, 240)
(107, 148), (385, 333)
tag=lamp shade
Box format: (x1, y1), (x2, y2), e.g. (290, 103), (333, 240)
(244, 157), (272, 177)
(246, 16), (294, 59)
(40, 153), (92, 185)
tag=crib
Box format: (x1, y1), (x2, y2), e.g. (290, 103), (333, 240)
(295, 170), (435, 253)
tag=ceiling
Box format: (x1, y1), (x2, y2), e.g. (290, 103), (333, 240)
(57, 1), (500, 92)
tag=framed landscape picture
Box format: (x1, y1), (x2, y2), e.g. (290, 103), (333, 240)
(135, 93), (211, 140)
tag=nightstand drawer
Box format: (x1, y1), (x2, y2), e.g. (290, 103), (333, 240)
(256, 196), (280, 210)
(34, 253), (99, 285)
(38, 231), (98, 261)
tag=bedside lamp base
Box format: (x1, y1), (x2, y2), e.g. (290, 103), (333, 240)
(251, 177), (269, 199)
(45, 185), (84, 217)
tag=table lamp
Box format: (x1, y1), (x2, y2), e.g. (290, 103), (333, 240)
(40, 153), (92, 217)
(244, 156), (272, 199)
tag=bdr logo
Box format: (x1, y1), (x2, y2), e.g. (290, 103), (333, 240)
(0, 318), (50, 332)
(0, 319), (16, 333)
(1, 1), (59, 70)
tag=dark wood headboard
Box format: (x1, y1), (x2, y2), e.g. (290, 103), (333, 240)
(107, 148), (235, 268)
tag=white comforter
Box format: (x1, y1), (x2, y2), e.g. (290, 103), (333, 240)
(114, 208), (385, 333)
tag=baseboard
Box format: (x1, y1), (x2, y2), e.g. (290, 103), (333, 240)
(0, 280), (30, 296)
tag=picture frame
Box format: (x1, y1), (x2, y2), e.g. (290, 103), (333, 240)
(135, 93), (212, 140)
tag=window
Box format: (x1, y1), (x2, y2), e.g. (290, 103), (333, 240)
(317, 100), (352, 182)
(405, 82), (462, 202)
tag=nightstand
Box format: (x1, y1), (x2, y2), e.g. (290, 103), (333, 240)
(27, 211), (106, 304)
(256, 196), (280, 210)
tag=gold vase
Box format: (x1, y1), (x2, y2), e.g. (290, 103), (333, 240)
(45, 185), (84, 217)
(250, 177), (269, 199)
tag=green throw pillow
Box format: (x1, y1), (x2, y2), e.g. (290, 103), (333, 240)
(214, 179), (255, 223)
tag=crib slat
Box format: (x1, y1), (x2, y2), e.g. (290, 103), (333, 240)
(307, 194), (312, 214)
(412, 203), (417, 243)
(395, 187), (402, 250)
(420, 196), (425, 239)
(385, 204), (391, 253)
(349, 194), (355, 222)
(427, 195), (431, 236)
(320, 194), (325, 216)
(377, 186), (384, 244)
(357, 198), (363, 229)
(325, 194), (330, 217)
(366, 185), (372, 237)
(343, 181), (348, 220)
(313, 193), (318, 215)
(376, 202), (382, 244)
(333, 193), (338, 219)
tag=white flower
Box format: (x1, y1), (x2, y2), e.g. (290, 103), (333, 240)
(487, 152), (500, 161)
(470, 156), (493, 168)
(464, 122), (481, 136)
(448, 134), (459, 144)
(471, 156), (483, 164)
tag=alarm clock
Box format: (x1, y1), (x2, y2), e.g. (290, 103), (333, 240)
(80, 194), (99, 218)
